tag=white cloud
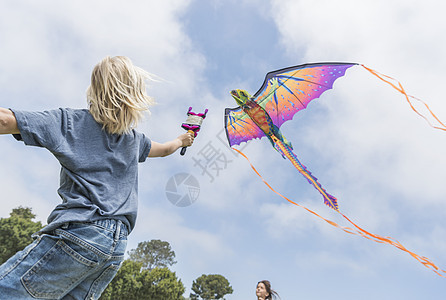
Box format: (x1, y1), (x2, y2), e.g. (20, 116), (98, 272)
(268, 0), (446, 222)
(0, 141), (60, 221)
(130, 205), (233, 260)
(0, 0), (204, 109)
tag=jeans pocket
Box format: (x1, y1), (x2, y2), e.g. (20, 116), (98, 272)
(21, 240), (98, 299)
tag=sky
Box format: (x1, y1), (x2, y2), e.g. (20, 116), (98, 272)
(1, 0), (446, 299)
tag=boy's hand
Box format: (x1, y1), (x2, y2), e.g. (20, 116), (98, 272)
(148, 132), (195, 158)
(177, 131), (194, 147)
(0, 108), (19, 135)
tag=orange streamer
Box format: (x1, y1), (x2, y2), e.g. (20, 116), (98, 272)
(233, 148), (446, 277)
(361, 64), (446, 131)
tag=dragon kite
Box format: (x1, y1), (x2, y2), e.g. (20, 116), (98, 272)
(224, 62), (446, 277)
(225, 62), (354, 210)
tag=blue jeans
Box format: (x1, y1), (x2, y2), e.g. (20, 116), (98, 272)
(0, 219), (128, 299)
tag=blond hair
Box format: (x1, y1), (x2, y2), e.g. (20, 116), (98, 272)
(87, 56), (155, 134)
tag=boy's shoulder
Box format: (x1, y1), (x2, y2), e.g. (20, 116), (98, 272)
(62, 108), (95, 122)
(62, 107), (89, 115)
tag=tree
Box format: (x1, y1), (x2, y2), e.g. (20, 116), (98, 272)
(190, 274), (233, 300)
(0, 206), (43, 264)
(137, 267), (185, 300)
(100, 260), (185, 300)
(128, 239), (177, 270)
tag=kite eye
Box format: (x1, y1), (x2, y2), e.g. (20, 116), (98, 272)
(240, 91), (247, 97)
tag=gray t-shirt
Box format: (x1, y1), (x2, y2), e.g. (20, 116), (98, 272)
(11, 108), (151, 234)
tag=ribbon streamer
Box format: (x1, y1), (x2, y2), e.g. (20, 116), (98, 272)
(233, 147), (446, 278)
(361, 65), (446, 131)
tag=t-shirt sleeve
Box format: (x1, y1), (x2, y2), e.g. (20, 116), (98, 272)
(11, 109), (67, 152)
(138, 133), (151, 163)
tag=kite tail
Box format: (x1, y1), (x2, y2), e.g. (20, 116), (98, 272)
(272, 136), (339, 211)
(233, 147), (446, 278)
(361, 64), (446, 131)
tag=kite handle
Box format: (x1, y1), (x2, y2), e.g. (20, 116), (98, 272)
(180, 108), (208, 156)
(180, 130), (194, 156)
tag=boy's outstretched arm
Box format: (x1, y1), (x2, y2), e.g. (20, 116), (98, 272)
(148, 132), (194, 158)
(0, 108), (19, 135)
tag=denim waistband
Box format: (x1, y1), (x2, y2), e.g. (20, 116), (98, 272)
(91, 219), (129, 237)
(58, 219), (129, 239)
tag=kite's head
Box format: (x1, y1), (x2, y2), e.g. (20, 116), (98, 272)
(230, 89), (251, 107)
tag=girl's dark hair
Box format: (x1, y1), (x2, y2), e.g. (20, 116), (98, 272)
(258, 280), (280, 299)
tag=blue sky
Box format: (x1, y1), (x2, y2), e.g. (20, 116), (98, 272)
(1, 0), (446, 299)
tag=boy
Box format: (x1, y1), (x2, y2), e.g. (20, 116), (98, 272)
(0, 56), (194, 299)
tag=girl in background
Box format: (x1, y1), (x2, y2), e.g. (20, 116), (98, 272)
(256, 280), (280, 300)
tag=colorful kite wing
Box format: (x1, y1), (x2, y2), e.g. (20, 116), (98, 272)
(254, 62), (357, 128)
(224, 107), (266, 147)
(224, 63), (356, 147)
